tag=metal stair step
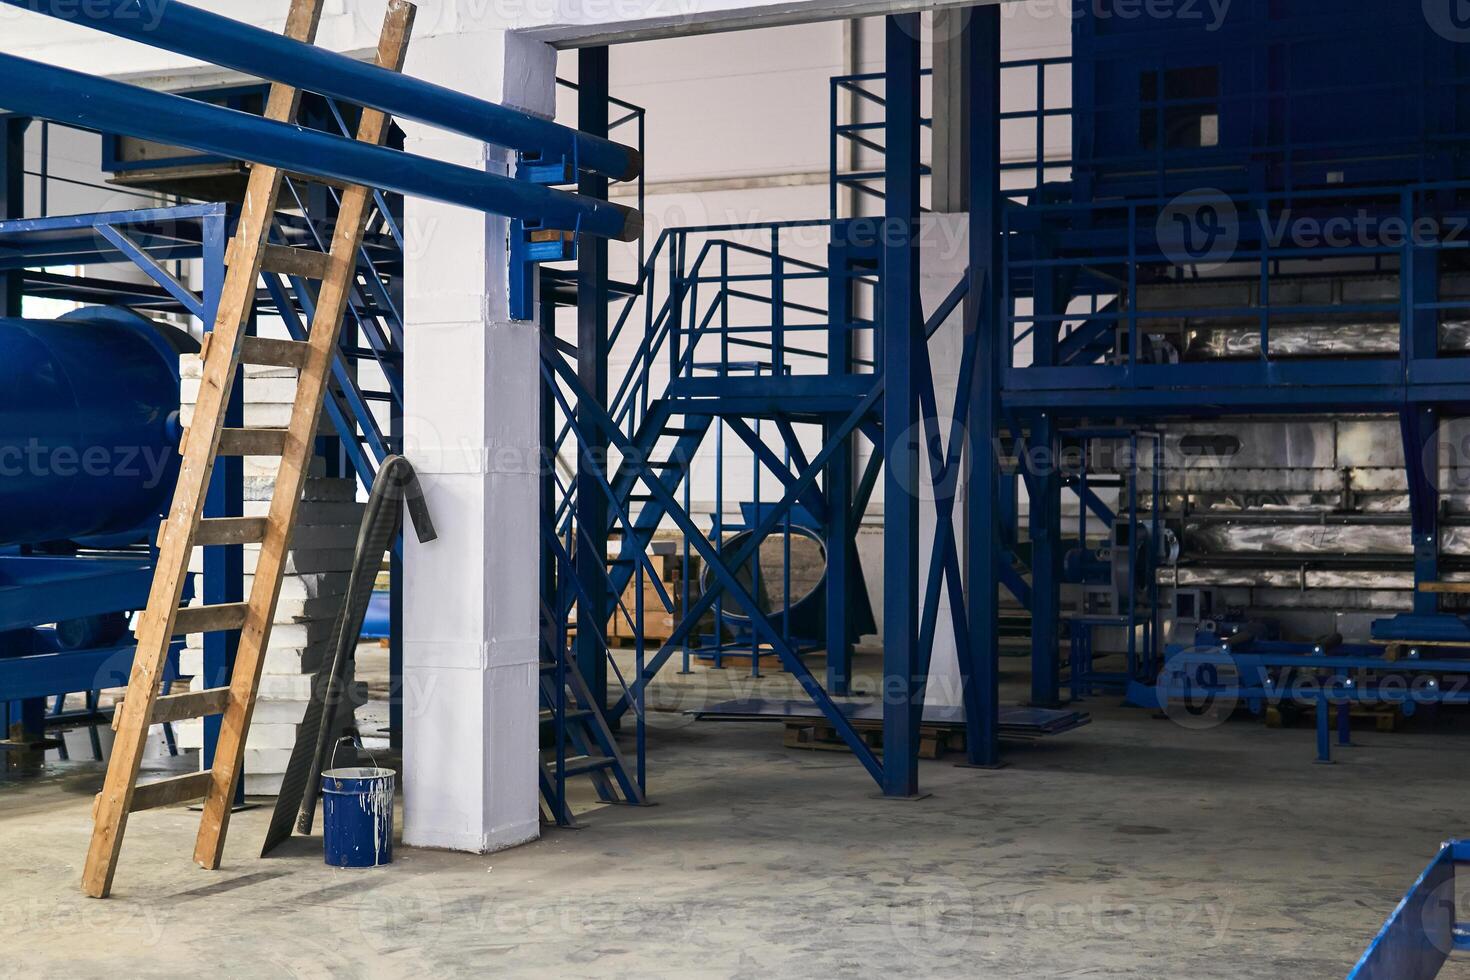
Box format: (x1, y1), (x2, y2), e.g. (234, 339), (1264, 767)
(545, 755), (617, 778)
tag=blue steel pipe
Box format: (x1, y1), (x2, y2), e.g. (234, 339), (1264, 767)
(0, 52), (640, 241)
(0, 0), (641, 182)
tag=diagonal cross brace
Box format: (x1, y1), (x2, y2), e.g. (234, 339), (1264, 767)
(723, 416), (830, 526)
(543, 343), (887, 785)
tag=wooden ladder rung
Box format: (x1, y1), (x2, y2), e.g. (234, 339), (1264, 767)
(128, 772), (214, 813)
(218, 428), (289, 456)
(193, 517), (269, 547)
(261, 243), (335, 280)
(172, 603), (250, 635)
(152, 688), (233, 725)
(109, 688), (233, 731)
(241, 335), (310, 370)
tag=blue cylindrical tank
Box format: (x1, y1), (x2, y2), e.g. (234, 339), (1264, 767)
(0, 306), (196, 547)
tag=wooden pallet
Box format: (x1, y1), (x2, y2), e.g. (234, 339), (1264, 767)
(81, 0), (415, 899)
(1265, 702), (1402, 732)
(783, 719), (961, 760)
(694, 651), (785, 670)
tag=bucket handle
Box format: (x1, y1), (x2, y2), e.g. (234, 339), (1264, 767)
(329, 735), (380, 776)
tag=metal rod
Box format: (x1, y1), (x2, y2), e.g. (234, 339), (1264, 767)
(0, 51), (640, 241)
(2, 0), (640, 182)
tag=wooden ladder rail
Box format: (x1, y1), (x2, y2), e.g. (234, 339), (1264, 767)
(81, 0), (416, 898)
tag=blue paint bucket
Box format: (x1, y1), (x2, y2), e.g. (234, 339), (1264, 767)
(321, 765), (395, 868)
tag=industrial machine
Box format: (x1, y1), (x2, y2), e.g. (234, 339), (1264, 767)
(1000, 0), (1470, 707)
(0, 306), (196, 762)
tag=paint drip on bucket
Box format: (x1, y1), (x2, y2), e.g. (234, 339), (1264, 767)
(321, 766), (395, 868)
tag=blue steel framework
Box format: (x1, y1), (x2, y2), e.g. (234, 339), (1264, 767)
(996, 5), (1470, 728)
(823, 5), (1470, 758)
(541, 1), (1470, 802)
(537, 11), (1009, 796)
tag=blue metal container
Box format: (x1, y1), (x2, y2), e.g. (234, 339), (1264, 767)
(0, 306), (192, 548)
(321, 766), (395, 868)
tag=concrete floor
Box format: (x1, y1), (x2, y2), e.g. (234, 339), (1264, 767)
(4, 653), (1470, 978)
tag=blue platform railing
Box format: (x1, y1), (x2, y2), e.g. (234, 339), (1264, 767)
(830, 57), (1074, 217)
(1004, 178), (1470, 412)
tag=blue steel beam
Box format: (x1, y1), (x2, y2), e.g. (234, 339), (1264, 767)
(1, 0), (639, 183)
(1402, 407), (1440, 616)
(1026, 238), (1070, 708)
(881, 13), (925, 798)
(0, 641), (136, 702)
(825, 243), (858, 694)
(0, 52), (639, 241)
(0, 116), (24, 317)
(575, 47), (613, 711)
(200, 222), (244, 804)
(964, 4), (1005, 768)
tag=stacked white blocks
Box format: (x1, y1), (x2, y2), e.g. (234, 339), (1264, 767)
(174, 353), (365, 795)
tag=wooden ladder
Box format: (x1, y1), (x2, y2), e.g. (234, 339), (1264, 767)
(82, 0), (416, 898)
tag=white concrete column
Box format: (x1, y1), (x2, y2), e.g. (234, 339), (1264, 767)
(400, 29), (553, 853)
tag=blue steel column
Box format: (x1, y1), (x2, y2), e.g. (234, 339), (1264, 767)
(575, 47), (612, 712)
(963, 5), (1004, 767)
(200, 212), (246, 803)
(1028, 250), (1065, 707)
(1, 115), (34, 759)
(1407, 244), (1441, 614)
(825, 245), (855, 694)
(1, 116), (25, 317)
(541, 299), (559, 618)
(389, 219), (406, 751)
(881, 13), (924, 798)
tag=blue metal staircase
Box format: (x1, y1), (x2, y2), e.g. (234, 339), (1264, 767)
(537, 597), (645, 826)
